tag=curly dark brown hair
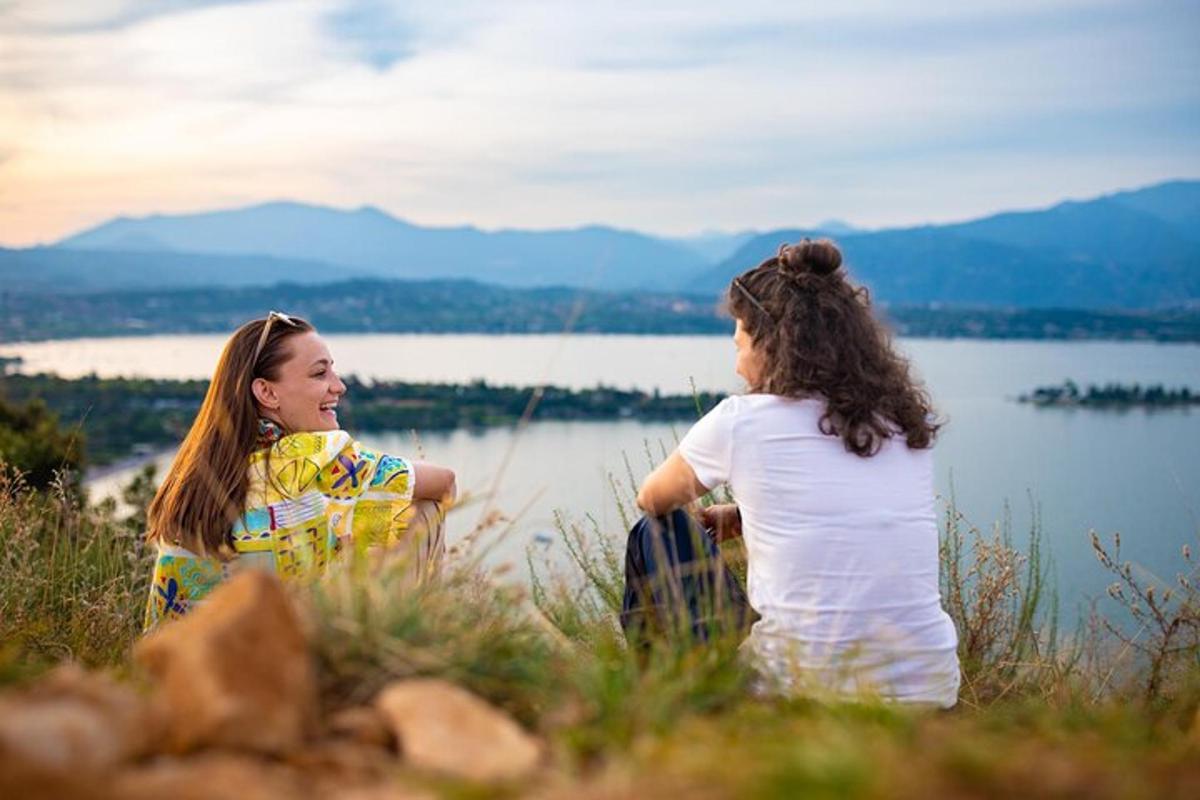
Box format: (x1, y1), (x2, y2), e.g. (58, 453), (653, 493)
(727, 238), (940, 457)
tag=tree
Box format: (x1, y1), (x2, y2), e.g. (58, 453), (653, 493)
(0, 396), (85, 489)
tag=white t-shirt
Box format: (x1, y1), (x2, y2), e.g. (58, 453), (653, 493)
(678, 394), (960, 708)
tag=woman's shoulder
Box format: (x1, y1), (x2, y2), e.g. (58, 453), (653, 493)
(248, 429), (362, 495)
(255, 429), (355, 462)
(714, 393), (825, 418)
(690, 395), (824, 444)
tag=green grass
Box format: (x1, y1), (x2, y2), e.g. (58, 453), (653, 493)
(0, 467), (153, 676)
(1, 462), (1198, 797)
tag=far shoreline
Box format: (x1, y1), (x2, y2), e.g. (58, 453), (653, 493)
(5, 328), (1200, 350)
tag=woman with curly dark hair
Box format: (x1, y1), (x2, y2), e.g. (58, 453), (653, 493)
(623, 239), (960, 708)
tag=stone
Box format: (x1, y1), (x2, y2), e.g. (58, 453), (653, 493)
(0, 664), (157, 774)
(326, 706), (396, 750)
(288, 741), (405, 799)
(0, 757), (120, 800)
(113, 753), (312, 800)
(328, 784), (436, 800)
(116, 749), (433, 800)
(134, 570), (317, 754)
(290, 739), (390, 780)
(374, 679), (541, 782)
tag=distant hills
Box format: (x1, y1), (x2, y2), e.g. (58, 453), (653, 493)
(694, 181), (1200, 307)
(4, 179), (1197, 308)
(0, 246), (361, 293)
(54, 201), (707, 290)
(664, 230), (760, 263)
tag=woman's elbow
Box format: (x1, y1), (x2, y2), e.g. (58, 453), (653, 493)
(414, 463), (457, 504)
(635, 486), (659, 517)
(434, 468), (457, 504)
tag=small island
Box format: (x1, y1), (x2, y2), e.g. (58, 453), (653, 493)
(1018, 380), (1199, 408)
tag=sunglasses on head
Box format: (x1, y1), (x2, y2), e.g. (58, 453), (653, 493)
(250, 310), (300, 376)
(732, 277), (774, 323)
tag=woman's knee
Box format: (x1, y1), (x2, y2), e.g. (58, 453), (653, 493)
(632, 507), (692, 533)
(627, 508), (701, 561)
(413, 496), (446, 533)
(398, 498), (446, 562)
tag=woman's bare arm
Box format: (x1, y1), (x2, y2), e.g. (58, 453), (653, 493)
(412, 462), (457, 504)
(636, 450), (709, 516)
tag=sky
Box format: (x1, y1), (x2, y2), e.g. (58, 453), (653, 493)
(1, 0), (1198, 246)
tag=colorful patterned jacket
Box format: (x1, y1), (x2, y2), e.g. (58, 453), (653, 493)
(144, 428), (414, 630)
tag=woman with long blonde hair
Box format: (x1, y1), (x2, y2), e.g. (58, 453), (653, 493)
(144, 312), (455, 628)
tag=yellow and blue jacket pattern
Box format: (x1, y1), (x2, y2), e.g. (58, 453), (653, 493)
(144, 429), (414, 630)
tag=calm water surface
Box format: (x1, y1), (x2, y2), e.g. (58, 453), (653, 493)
(7, 334), (1198, 615)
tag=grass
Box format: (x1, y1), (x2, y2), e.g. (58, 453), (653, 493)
(1, 460), (1198, 797)
(0, 466), (154, 678)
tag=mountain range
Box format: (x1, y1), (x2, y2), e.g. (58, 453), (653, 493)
(695, 182), (1200, 307)
(53, 202), (707, 290)
(4, 179), (1197, 308)
(0, 246), (358, 293)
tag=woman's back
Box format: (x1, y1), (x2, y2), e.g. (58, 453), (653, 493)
(680, 394), (959, 706)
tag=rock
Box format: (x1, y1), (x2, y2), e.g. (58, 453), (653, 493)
(0, 664), (157, 774)
(290, 739), (391, 780)
(116, 750), (433, 800)
(113, 753), (312, 800)
(326, 706), (396, 750)
(134, 570), (317, 754)
(288, 741), (408, 799)
(374, 679), (541, 782)
(328, 784), (436, 800)
(0, 757), (120, 800)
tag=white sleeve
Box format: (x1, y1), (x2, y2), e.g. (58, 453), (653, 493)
(678, 397), (736, 490)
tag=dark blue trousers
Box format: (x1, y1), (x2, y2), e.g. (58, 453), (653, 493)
(620, 508), (753, 648)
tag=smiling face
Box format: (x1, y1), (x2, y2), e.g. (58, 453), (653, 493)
(733, 317), (766, 388)
(251, 331), (346, 432)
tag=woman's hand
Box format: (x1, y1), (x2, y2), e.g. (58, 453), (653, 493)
(697, 503), (742, 543)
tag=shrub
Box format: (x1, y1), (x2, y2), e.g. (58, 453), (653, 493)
(0, 396), (85, 490)
(1091, 531), (1200, 704)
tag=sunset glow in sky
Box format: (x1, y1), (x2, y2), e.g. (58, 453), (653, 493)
(2, 0), (1198, 246)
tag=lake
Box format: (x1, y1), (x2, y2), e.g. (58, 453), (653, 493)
(4, 334), (1199, 617)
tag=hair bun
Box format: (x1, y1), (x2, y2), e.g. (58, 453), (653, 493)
(778, 238), (842, 277)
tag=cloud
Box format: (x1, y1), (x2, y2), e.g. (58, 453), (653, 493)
(0, 0), (1197, 245)
(321, 0), (416, 71)
(0, 0), (268, 35)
